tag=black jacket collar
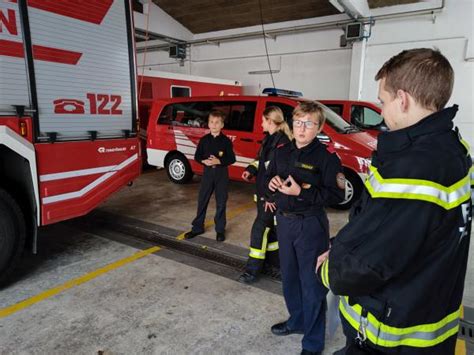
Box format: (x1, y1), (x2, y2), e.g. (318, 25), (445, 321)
(290, 137), (322, 153)
(377, 105), (458, 154)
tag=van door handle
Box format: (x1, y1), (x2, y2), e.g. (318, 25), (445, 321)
(240, 138), (253, 142)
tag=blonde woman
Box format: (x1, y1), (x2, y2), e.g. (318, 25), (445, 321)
(238, 106), (292, 284)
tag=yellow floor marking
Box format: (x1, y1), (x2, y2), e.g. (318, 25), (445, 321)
(176, 201), (255, 240)
(0, 246), (161, 319)
(455, 305), (466, 355)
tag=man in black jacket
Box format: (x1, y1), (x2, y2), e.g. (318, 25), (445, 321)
(317, 48), (472, 354)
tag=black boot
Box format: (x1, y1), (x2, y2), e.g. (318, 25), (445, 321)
(237, 272), (258, 284)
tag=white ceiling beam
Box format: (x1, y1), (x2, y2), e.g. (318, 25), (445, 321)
(329, 0), (371, 19)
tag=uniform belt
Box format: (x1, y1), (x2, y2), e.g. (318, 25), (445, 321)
(279, 210), (323, 218)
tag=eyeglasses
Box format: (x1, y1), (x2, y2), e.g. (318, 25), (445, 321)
(292, 120), (318, 129)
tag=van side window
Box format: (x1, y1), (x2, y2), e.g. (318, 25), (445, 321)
(351, 105), (383, 127)
(171, 86), (191, 97)
(158, 102), (209, 128)
(213, 102), (256, 132)
(267, 102), (294, 126)
(157, 101), (256, 131)
(324, 104), (343, 116)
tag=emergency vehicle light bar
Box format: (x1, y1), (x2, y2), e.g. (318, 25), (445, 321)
(262, 88), (303, 97)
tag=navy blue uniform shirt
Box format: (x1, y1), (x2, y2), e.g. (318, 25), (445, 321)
(266, 138), (345, 214)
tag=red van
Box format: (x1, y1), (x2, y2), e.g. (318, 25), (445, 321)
(319, 100), (387, 138)
(146, 94), (377, 209)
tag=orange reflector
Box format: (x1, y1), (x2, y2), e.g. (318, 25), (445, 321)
(19, 121), (27, 136)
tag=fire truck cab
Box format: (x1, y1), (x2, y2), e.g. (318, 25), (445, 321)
(146, 89), (377, 210)
(0, 0), (140, 283)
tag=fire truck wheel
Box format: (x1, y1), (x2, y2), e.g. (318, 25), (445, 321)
(0, 188), (26, 286)
(165, 153), (193, 184)
(331, 169), (363, 210)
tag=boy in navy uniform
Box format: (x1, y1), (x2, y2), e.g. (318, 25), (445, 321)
(184, 110), (236, 242)
(267, 101), (345, 355)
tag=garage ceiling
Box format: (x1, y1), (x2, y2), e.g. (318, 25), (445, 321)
(152, 0), (421, 34)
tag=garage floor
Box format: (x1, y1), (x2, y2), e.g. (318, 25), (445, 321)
(1, 169), (473, 354)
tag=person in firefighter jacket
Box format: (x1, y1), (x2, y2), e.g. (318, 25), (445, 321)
(238, 106), (292, 284)
(317, 48), (473, 354)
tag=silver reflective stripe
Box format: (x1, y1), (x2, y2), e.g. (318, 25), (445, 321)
(267, 241), (279, 251)
(366, 166), (471, 210)
(249, 248), (265, 259)
(340, 297), (460, 344)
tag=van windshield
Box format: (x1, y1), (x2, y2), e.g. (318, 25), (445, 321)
(299, 100), (358, 134)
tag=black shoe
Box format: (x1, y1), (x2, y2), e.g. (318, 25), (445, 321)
(237, 272), (257, 284)
(216, 232), (225, 242)
(301, 350), (321, 355)
(184, 230), (202, 240)
(271, 321), (304, 336)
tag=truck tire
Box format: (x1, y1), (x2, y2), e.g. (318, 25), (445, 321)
(0, 188), (26, 286)
(165, 153), (193, 184)
(332, 169), (363, 210)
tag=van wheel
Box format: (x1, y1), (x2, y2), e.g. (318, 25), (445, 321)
(332, 170), (363, 210)
(0, 188), (26, 286)
(165, 153), (193, 184)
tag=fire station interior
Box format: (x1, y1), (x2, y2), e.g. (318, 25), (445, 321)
(1, 1), (473, 354)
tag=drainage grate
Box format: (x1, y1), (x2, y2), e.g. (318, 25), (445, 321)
(74, 214), (282, 282)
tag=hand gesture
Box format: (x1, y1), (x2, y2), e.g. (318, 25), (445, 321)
(269, 175), (284, 192)
(208, 155), (221, 166)
(277, 175), (301, 196)
(316, 250), (330, 273)
(264, 201), (277, 213)
(242, 171), (252, 181)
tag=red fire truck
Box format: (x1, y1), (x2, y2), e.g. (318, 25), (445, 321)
(0, 0), (140, 283)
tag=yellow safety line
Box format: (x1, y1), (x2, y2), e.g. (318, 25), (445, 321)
(176, 201), (255, 240)
(455, 305), (466, 355)
(0, 246), (161, 319)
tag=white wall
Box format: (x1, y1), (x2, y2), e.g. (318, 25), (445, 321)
(136, 0), (474, 149)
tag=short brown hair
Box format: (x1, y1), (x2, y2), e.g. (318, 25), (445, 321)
(293, 101), (325, 126)
(375, 48), (454, 111)
(208, 110), (225, 123)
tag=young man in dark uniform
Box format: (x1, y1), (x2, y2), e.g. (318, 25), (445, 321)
(184, 110), (236, 242)
(317, 48), (472, 354)
(267, 101), (346, 355)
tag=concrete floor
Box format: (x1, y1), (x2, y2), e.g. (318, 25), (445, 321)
(1, 169), (473, 354)
(0, 223), (345, 354)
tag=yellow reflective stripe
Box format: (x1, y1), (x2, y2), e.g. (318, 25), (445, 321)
(460, 138), (470, 154)
(262, 227), (269, 252)
(267, 241), (279, 251)
(471, 165), (474, 204)
(253, 194), (257, 203)
(250, 160), (259, 168)
(339, 296), (460, 348)
(249, 248), (265, 259)
(321, 259), (329, 289)
(249, 228), (270, 260)
(365, 165), (471, 210)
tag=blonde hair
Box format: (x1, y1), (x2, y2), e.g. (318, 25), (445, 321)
(293, 101), (325, 126)
(263, 106), (293, 140)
